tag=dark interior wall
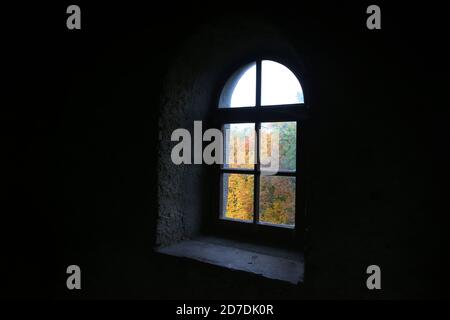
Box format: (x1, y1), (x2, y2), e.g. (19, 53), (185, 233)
(3, 2), (448, 299)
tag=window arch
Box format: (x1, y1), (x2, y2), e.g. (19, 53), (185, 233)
(215, 59), (307, 232)
(219, 60), (305, 108)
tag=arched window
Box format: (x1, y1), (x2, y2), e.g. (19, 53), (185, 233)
(219, 60), (304, 108)
(215, 59), (307, 233)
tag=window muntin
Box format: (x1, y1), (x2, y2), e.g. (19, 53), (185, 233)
(220, 121), (297, 227)
(218, 59), (303, 229)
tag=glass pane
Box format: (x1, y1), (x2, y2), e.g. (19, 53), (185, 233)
(260, 122), (296, 172)
(222, 173), (254, 221)
(219, 62), (256, 108)
(261, 60), (304, 106)
(224, 123), (255, 169)
(259, 176), (295, 226)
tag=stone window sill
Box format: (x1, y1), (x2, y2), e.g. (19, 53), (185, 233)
(155, 236), (304, 285)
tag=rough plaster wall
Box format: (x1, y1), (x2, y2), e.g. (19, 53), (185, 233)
(156, 17), (299, 247)
(156, 58), (205, 246)
(156, 33), (215, 246)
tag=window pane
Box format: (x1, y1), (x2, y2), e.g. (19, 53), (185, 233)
(219, 62), (256, 108)
(261, 60), (304, 106)
(259, 176), (295, 226)
(222, 173), (254, 221)
(260, 122), (296, 172)
(224, 123), (255, 169)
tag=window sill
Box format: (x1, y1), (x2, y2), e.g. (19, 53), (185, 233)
(155, 236), (304, 285)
